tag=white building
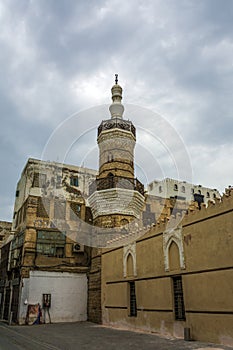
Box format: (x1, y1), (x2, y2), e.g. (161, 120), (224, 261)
(147, 178), (220, 205)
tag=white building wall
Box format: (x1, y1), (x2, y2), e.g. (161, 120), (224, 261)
(147, 178), (220, 205)
(18, 271), (87, 324)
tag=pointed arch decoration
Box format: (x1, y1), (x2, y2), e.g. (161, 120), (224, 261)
(123, 242), (137, 277)
(163, 226), (185, 272)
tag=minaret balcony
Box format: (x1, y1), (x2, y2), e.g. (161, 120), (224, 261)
(89, 176), (144, 196)
(98, 118), (136, 137)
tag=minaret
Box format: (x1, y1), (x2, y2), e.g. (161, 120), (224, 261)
(87, 77), (145, 324)
(88, 76), (145, 228)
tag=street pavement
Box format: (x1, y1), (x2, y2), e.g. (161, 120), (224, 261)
(0, 321), (232, 350)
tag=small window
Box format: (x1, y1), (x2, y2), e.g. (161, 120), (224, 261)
(181, 186), (185, 193)
(159, 186), (162, 193)
(213, 193), (216, 199)
(191, 188), (194, 194)
(172, 276), (185, 321)
(70, 203), (81, 220)
(206, 192), (210, 198)
(56, 175), (62, 188)
(33, 173), (39, 187)
(70, 176), (79, 187)
(40, 174), (47, 187)
(198, 189), (201, 194)
(129, 281), (137, 317)
(174, 184), (178, 191)
(15, 190), (20, 197)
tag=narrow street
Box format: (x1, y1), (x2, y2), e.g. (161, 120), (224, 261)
(0, 322), (231, 350)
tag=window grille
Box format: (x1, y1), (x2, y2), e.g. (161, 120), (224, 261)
(172, 276), (186, 321)
(37, 230), (66, 258)
(129, 281), (137, 317)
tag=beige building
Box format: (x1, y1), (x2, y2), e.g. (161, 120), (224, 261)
(0, 158), (97, 324)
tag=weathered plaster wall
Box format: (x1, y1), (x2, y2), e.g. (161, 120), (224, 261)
(18, 271), (87, 324)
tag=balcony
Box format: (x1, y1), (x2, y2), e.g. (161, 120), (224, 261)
(98, 118), (136, 137)
(89, 176), (144, 196)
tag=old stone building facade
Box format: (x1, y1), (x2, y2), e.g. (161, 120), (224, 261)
(0, 158), (97, 324)
(0, 221), (12, 253)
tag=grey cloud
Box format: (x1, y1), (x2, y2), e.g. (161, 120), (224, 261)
(0, 0), (233, 220)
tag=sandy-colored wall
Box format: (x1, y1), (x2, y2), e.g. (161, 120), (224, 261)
(101, 193), (233, 347)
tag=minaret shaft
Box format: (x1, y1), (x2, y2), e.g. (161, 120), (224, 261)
(88, 77), (145, 228)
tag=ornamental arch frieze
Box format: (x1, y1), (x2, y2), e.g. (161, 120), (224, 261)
(123, 242), (137, 278)
(163, 226), (185, 272)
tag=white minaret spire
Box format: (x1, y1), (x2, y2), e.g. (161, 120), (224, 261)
(109, 74), (125, 119)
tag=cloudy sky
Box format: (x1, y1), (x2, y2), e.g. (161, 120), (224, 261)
(1, 0), (233, 221)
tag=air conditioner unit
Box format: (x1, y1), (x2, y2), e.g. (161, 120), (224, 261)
(72, 243), (84, 253)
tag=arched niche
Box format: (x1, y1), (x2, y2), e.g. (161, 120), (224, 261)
(123, 243), (137, 277)
(163, 227), (185, 272)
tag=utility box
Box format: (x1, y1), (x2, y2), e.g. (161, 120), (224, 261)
(42, 293), (51, 308)
(184, 327), (191, 341)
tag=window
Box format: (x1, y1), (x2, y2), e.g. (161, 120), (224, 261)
(15, 190), (19, 197)
(174, 184), (178, 191)
(213, 193), (216, 199)
(37, 197), (50, 218)
(172, 276), (185, 321)
(37, 230), (66, 258)
(181, 186), (185, 193)
(206, 192), (210, 198)
(191, 188), (194, 194)
(129, 281), (137, 317)
(70, 203), (81, 220)
(56, 175), (62, 188)
(198, 189), (201, 194)
(159, 186), (162, 193)
(70, 176), (79, 187)
(33, 173), (46, 187)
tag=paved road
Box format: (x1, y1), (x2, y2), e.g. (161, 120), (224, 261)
(0, 322), (231, 350)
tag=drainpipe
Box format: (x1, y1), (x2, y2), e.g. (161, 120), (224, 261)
(8, 280), (13, 325)
(1, 282), (6, 319)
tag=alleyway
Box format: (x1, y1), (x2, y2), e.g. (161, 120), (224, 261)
(0, 321), (231, 350)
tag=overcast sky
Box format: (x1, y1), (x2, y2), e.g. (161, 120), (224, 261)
(1, 0), (233, 221)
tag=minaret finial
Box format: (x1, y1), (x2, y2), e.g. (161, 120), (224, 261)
(115, 74), (118, 85)
(109, 75), (124, 119)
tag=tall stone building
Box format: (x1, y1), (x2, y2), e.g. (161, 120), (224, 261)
(0, 158), (97, 324)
